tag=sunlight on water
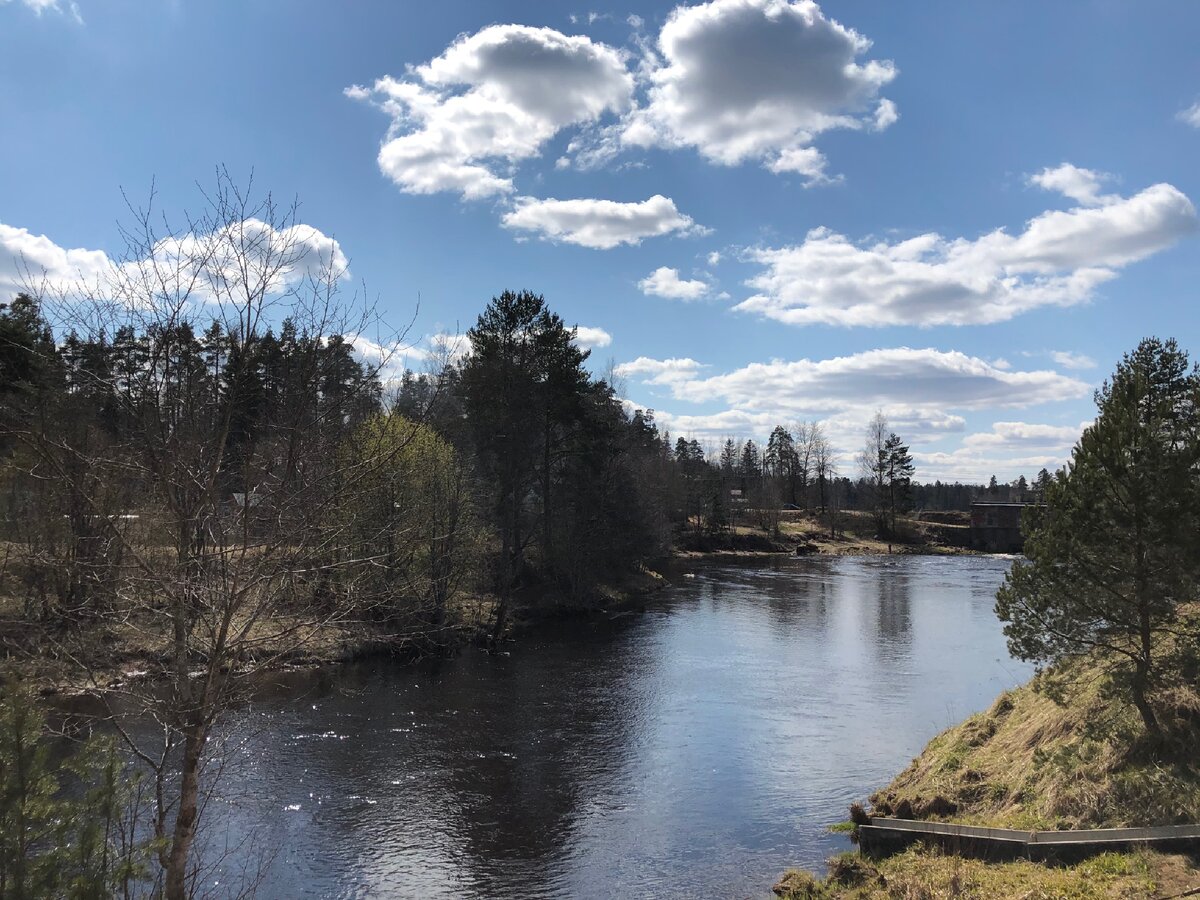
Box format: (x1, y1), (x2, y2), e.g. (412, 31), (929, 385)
(179, 555), (1027, 899)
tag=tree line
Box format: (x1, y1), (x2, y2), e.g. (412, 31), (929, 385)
(0, 179), (677, 897)
(0, 174), (1103, 896)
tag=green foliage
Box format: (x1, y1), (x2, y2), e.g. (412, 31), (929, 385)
(996, 337), (1200, 736)
(460, 290), (669, 617)
(343, 414), (482, 631)
(0, 680), (152, 899)
(0, 680), (62, 898)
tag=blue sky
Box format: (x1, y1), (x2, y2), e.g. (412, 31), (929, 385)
(2, 0), (1198, 482)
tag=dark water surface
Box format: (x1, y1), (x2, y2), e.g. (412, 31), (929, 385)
(193, 554), (1028, 899)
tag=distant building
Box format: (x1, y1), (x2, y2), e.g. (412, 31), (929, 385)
(969, 501), (1040, 553)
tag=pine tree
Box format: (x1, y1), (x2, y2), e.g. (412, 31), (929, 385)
(996, 338), (1200, 737)
(883, 432), (915, 534)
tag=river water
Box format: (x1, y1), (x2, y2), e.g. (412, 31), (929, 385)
(192, 554), (1028, 899)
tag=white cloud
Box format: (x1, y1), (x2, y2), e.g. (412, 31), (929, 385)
(961, 420), (1088, 452)
(638, 265), (710, 299)
(618, 0), (896, 183)
(1177, 101), (1200, 128)
(0, 222), (111, 298)
(914, 448), (1070, 484)
(765, 146), (832, 182)
(500, 194), (703, 248)
(1, 217), (347, 305)
(1028, 163), (1116, 207)
(737, 173), (1197, 327)
(627, 13), (644, 29)
(619, 347), (1087, 448)
(616, 356), (707, 383)
(619, 348), (1090, 478)
(350, 25), (633, 199)
(2, 0), (80, 21)
(914, 419), (1092, 481)
(619, 347), (1088, 413)
(706, 250), (721, 265)
(149, 219), (349, 299)
(573, 325), (612, 349)
(872, 98), (899, 131)
(1048, 350), (1096, 370)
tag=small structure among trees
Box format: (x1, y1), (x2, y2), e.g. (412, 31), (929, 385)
(969, 501), (1038, 552)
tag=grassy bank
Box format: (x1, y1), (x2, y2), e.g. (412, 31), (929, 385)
(674, 509), (976, 560)
(775, 646), (1200, 898)
(0, 557), (667, 696)
(773, 847), (1198, 899)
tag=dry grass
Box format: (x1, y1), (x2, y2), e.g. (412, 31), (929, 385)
(870, 654), (1200, 831)
(776, 511), (973, 557)
(775, 635), (1200, 899)
(774, 848), (1197, 899)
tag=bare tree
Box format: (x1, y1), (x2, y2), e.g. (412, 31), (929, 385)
(792, 420), (816, 509)
(858, 410), (889, 536)
(811, 425), (837, 536)
(13, 172), (421, 899)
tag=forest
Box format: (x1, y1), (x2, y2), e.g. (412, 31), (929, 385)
(0, 182), (1034, 898)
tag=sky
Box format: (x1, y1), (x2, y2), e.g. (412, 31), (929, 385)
(2, 0), (1199, 483)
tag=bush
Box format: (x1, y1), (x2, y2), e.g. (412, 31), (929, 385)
(0, 677), (154, 898)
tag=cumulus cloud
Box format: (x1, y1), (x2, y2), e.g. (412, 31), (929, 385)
(961, 420), (1088, 452)
(573, 325), (612, 349)
(619, 348), (1090, 477)
(147, 219), (349, 299)
(618, 347), (1088, 413)
(1, 217), (347, 305)
(618, 348), (1087, 451)
(1177, 101), (1200, 128)
(736, 172), (1197, 327)
(616, 356), (707, 383)
(617, 0), (896, 183)
(501, 194), (703, 248)
(914, 448), (1071, 483)
(872, 98), (899, 131)
(349, 25), (634, 199)
(0, 222), (111, 298)
(638, 265), (710, 299)
(1028, 163), (1116, 207)
(913, 419), (1092, 481)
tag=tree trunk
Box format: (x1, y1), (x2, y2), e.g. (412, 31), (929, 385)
(1131, 662), (1161, 737)
(164, 722), (206, 900)
(542, 426), (552, 564)
(1133, 602), (1161, 738)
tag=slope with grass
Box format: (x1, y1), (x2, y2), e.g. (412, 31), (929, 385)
(774, 646), (1200, 898)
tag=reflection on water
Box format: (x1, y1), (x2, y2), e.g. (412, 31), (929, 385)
(183, 555), (1027, 899)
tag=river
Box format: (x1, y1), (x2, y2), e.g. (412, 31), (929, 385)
(189, 554), (1028, 899)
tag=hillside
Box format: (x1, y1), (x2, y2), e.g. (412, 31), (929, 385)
(774, 642), (1200, 899)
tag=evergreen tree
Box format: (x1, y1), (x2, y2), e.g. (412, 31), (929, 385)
(460, 290), (591, 635)
(719, 438), (738, 474)
(996, 338), (1200, 737)
(883, 432), (915, 533)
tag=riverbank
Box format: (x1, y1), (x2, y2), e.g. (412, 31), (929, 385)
(673, 509), (977, 560)
(774, 645), (1200, 898)
(0, 563), (669, 697)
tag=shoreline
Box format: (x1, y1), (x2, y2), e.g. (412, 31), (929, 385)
(773, 644), (1200, 898)
(21, 542), (980, 698)
(20, 564), (672, 699)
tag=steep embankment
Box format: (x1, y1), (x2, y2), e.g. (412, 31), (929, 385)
(871, 666), (1200, 831)
(774, 648), (1200, 899)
